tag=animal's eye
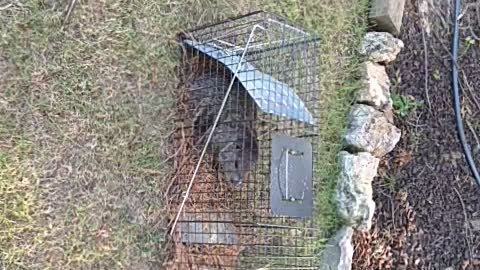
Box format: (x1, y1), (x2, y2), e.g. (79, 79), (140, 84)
(236, 145), (241, 150)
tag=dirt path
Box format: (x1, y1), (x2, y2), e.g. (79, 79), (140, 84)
(354, 0), (480, 269)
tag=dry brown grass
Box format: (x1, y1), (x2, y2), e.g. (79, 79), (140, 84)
(0, 0), (367, 269)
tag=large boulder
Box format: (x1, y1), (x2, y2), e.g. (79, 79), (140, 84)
(360, 32), (404, 64)
(320, 226), (354, 270)
(336, 151), (379, 231)
(343, 104), (401, 157)
(357, 62), (392, 110)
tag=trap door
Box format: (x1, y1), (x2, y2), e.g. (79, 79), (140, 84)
(270, 133), (313, 218)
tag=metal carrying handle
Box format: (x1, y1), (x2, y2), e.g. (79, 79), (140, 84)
(276, 147), (306, 202)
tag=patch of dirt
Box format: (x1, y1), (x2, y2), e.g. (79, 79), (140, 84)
(354, 0), (480, 269)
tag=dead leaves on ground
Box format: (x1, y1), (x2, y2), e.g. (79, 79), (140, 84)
(353, 191), (421, 270)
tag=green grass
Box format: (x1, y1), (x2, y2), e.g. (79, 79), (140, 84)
(0, 138), (38, 268)
(0, 0), (368, 268)
(284, 0), (369, 237)
(392, 94), (424, 118)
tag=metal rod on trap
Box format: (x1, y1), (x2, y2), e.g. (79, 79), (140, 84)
(170, 24), (266, 236)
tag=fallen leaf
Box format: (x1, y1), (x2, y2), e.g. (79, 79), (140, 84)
(393, 150), (412, 168)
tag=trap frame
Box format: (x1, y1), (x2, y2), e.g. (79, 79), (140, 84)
(167, 11), (321, 269)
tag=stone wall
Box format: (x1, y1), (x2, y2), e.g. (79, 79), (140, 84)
(320, 32), (404, 270)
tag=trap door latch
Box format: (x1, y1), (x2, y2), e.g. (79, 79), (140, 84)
(270, 134), (313, 219)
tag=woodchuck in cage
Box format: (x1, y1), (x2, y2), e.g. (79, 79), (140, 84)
(166, 11), (321, 269)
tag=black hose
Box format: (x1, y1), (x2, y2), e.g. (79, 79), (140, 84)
(452, 0), (480, 188)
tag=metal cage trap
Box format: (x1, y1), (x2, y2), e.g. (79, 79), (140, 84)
(167, 11), (321, 269)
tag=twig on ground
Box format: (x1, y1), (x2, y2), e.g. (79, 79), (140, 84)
(463, 3), (480, 40)
(460, 69), (480, 112)
(0, 0), (24, 10)
(477, 2), (480, 26)
(421, 27), (431, 112)
(466, 120), (480, 150)
(452, 185), (473, 262)
(405, 120), (426, 128)
(467, 26), (480, 41)
(418, 0), (432, 112)
(164, 123), (188, 198)
(164, 168), (183, 200)
(377, 189), (395, 229)
(158, 143), (183, 167)
(0, 2), (13, 10)
(429, 20), (480, 116)
(62, 0), (78, 30)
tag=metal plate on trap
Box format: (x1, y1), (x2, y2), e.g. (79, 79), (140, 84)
(270, 134), (313, 218)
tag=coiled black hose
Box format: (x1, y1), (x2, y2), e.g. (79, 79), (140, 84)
(452, 0), (480, 188)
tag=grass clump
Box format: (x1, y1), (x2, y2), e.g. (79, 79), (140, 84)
(392, 94), (423, 118)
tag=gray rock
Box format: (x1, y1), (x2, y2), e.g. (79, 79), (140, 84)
(320, 226), (354, 270)
(336, 151), (379, 231)
(369, 0), (406, 35)
(357, 62), (392, 110)
(360, 32), (404, 64)
(179, 213), (236, 245)
(344, 104), (401, 157)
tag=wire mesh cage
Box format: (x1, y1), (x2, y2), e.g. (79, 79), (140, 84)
(166, 11), (321, 269)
